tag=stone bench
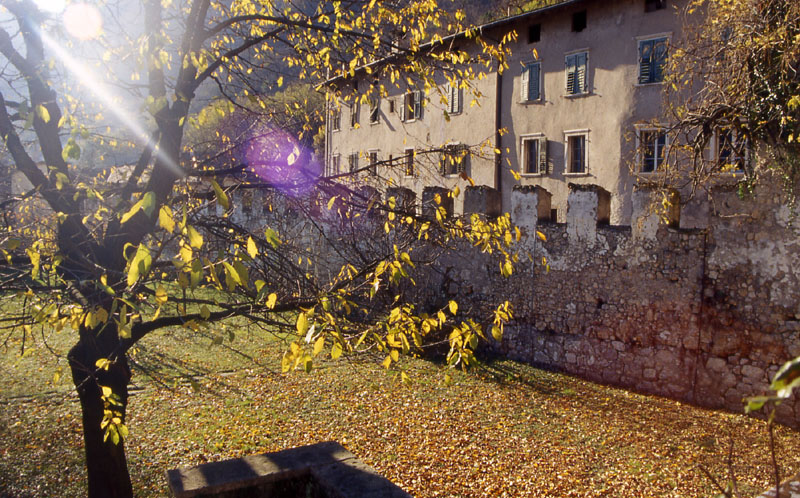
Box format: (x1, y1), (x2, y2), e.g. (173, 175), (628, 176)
(167, 441), (412, 498)
(755, 472), (800, 498)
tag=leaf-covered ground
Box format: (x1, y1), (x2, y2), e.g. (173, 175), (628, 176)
(1, 324), (800, 497)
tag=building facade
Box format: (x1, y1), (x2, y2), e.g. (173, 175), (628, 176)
(325, 0), (690, 224)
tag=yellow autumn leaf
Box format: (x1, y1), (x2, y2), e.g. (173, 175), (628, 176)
(187, 226), (203, 249)
(246, 236), (258, 258)
(313, 336), (325, 356)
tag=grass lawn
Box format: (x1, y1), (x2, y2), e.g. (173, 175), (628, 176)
(1, 319), (799, 497)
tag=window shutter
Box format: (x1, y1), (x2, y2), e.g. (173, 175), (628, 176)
(521, 64), (530, 100)
(639, 40), (653, 84)
(565, 54), (576, 93)
(653, 40), (667, 82)
(453, 81), (461, 113)
(457, 145), (467, 174)
(413, 90), (422, 119)
(577, 53), (587, 93)
(529, 63), (540, 100)
(400, 94), (406, 121)
(538, 138), (547, 174)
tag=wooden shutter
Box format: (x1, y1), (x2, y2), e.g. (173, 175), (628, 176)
(400, 93), (406, 121)
(413, 90), (422, 120)
(521, 64), (530, 100)
(452, 81), (461, 113)
(576, 53), (587, 93)
(653, 39), (667, 82)
(538, 138), (548, 174)
(565, 54), (576, 93)
(457, 144), (468, 174)
(639, 40), (653, 84)
(529, 63), (540, 100)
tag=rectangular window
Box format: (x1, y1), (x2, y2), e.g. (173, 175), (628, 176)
(368, 151), (379, 176)
(440, 144), (468, 176)
(404, 148), (415, 177)
(521, 62), (541, 101)
(446, 80), (462, 115)
(389, 99), (395, 114)
(639, 129), (667, 172)
(350, 102), (360, 128)
(369, 98), (380, 124)
(348, 152), (359, 173)
(401, 90), (422, 121)
(565, 133), (587, 174)
(716, 128), (749, 172)
(328, 154), (340, 177)
(521, 136), (547, 175)
(572, 10), (587, 32)
(645, 0), (666, 12)
(528, 24), (541, 43)
(565, 52), (588, 95)
(638, 37), (668, 84)
(330, 103), (341, 132)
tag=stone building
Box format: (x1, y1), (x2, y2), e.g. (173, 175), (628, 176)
(324, 0), (701, 224)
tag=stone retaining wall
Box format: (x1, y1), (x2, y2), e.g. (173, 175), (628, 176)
(224, 181), (800, 427)
(430, 182), (800, 427)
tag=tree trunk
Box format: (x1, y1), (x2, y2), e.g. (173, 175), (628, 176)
(68, 330), (133, 498)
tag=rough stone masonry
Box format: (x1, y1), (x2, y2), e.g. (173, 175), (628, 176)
(425, 181), (800, 428)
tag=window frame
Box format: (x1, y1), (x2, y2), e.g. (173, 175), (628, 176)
(520, 61), (542, 103)
(528, 23), (541, 44)
(637, 34), (670, 85)
(348, 152), (359, 173)
(403, 148), (415, 178)
(645, 0), (666, 12)
(349, 101), (360, 128)
(328, 154), (341, 177)
(445, 80), (462, 115)
(330, 101), (341, 132)
(401, 90), (423, 122)
(519, 133), (547, 176)
(564, 50), (589, 96)
(440, 143), (469, 177)
(713, 127), (750, 174)
(368, 149), (379, 176)
(635, 126), (668, 173)
(564, 129), (589, 175)
(572, 10), (587, 32)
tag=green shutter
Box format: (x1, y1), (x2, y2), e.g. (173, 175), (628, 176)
(529, 63), (540, 100)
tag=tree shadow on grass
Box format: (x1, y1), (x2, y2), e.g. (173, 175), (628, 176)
(472, 353), (563, 396)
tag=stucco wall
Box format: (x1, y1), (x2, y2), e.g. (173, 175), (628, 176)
(326, 47), (499, 215)
(501, 0), (689, 224)
(326, 0), (692, 224)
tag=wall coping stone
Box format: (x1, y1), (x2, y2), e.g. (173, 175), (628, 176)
(754, 472), (800, 498)
(166, 441), (411, 498)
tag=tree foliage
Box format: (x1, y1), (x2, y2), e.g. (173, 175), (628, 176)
(666, 0), (800, 194)
(0, 1), (517, 496)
